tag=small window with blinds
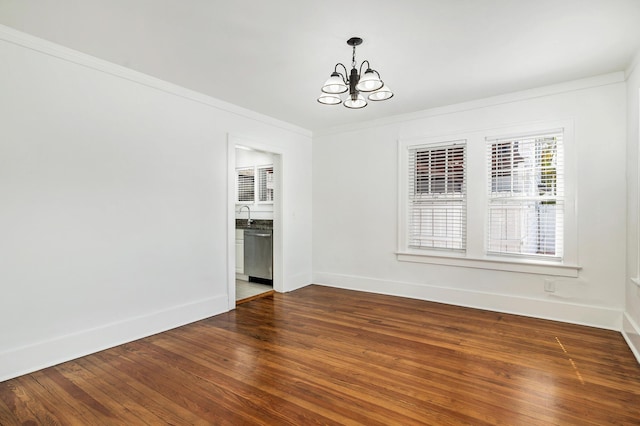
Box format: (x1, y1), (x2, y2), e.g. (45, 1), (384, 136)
(237, 167), (255, 202)
(258, 166), (274, 202)
(408, 141), (466, 251)
(487, 130), (563, 259)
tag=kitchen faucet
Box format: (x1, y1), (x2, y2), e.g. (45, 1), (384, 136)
(238, 205), (252, 225)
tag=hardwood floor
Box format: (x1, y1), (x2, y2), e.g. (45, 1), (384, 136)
(1, 285), (639, 425)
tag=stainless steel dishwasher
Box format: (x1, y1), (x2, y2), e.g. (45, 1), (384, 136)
(243, 229), (273, 281)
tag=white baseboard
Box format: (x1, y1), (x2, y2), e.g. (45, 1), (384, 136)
(283, 272), (312, 293)
(0, 295), (228, 382)
(622, 313), (640, 364)
(313, 272), (622, 331)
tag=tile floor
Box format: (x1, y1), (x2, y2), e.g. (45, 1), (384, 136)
(236, 279), (273, 301)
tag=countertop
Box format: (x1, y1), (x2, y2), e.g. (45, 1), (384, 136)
(236, 219), (273, 230)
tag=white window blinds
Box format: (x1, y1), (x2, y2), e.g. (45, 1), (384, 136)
(237, 167), (255, 202)
(486, 130), (564, 259)
(258, 166), (274, 202)
(408, 141), (466, 251)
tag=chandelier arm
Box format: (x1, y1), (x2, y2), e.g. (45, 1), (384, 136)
(359, 60), (371, 76)
(334, 63), (349, 83)
(359, 61), (383, 81)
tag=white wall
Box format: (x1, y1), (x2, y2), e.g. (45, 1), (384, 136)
(313, 74), (627, 330)
(0, 26), (312, 381)
(624, 53), (640, 362)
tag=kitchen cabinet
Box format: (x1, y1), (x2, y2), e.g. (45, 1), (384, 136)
(235, 229), (244, 275)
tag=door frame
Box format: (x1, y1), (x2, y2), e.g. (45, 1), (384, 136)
(227, 134), (283, 309)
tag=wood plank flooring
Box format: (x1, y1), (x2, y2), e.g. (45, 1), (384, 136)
(1, 285), (639, 425)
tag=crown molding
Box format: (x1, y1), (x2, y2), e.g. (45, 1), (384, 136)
(314, 72), (626, 137)
(625, 49), (640, 80)
(0, 24), (312, 138)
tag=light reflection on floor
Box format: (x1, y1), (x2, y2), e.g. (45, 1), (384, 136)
(555, 336), (585, 385)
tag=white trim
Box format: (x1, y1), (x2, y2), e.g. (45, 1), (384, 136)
(0, 24), (311, 138)
(0, 295), (227, 382)
(313, 272), (621, 330)
(227, 141), (238, 307)
(622, 313), (640, 365)
(485, 129), (565, 259)
(485, 127), (565, 143)
(406, 141), (467, 252)
(396, 251), (580, 277)
(285, 272), (315, 293)
(398, 120), (578, 273)
(398, 133), (472, 254)
(316, 72), (625, 137)
(636, 87), (640, 291)
(625, 49), (640, 80)
(228, 134), (285, 310)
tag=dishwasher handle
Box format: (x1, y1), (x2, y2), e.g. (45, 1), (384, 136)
(244, 230), (272, 238)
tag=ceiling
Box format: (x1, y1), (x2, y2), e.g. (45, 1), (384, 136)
(2, 0), (640, 133)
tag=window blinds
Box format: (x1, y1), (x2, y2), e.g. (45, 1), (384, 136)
(486, 130), (564, 259)
(258, 166), (274, 202)
(237, 167), (255, 202)
(408, 141), (466, 251)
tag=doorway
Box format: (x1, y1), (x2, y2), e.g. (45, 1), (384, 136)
(227, 135), (283, 308)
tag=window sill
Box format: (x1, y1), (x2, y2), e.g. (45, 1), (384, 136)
(396, 251), (580, 277)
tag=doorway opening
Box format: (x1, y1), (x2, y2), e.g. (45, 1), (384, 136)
(228, 136), (282, 308)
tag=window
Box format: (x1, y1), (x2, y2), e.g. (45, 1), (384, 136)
(236, 165), (274, 204)
(487, 131), (563, 259)
(237, 167), (255, 202)
(257, 166), (274, 202)
(398, 122), (577, 277)
(408, 141), (466, 251)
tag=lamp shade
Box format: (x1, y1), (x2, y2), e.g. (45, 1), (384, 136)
(317, 92), (342, 105)
(344, 93), (367, 109)
(368, 85), (394, 101)
(322, 72), (348, 94)
(355, 69), (383, 92)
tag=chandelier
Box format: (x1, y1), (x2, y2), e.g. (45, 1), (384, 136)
(317, 37), (393, 109)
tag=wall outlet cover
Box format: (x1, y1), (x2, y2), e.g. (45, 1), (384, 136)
(544, 279), (556, 293)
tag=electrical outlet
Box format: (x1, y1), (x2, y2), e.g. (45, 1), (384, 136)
(544, 278), (556, 293)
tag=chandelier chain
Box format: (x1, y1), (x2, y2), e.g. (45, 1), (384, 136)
(351, 45), (357, 70)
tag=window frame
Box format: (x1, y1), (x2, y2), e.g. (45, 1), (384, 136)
(236, 163), (274, 205)
(397, 121), (579, 278)
(257, 165), (274, 203)
(407, 140), (467, 252)
(236, 166), (255, 203)
(486, 130), (564, 261)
